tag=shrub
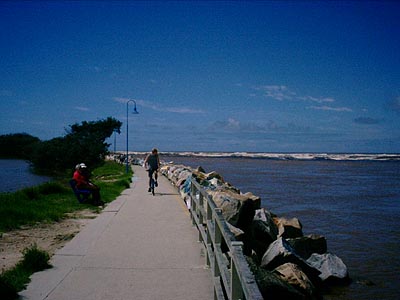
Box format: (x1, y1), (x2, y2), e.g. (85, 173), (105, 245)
(38, 182), (69, 195)
(0, 276), (18, 300)
(31, 117), (122, 174)
(0, 245), (51, 296)
(21, 244), (51, 272)
(22, 187), (40, 200)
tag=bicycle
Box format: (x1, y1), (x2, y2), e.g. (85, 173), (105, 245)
(147, 168), (157, 196)
(149, 172), (155, 196)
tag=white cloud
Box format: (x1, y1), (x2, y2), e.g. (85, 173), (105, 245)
(208, 118), (246, 131)
(166, 107), (205, 114)
(308, 105), (352, 112)
(255, 85), (295, 101)
(113, 97), (204, 114)
(253, 85), (339, 104)
(299, 96), (335, 103)
(208, 118), (268, 132)
(74, 106), (90, 111)
(227, 118), (240, 129)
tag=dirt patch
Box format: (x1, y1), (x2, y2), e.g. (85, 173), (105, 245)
(0, 209), (98, 273)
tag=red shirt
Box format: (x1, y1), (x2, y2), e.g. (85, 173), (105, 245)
(73, 170), (88, 188)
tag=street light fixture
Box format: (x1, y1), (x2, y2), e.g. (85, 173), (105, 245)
(126, 99), (139, 173)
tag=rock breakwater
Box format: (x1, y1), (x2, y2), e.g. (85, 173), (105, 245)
(160, 163), (350, 299)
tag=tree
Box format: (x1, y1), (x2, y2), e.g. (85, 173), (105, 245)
(31, 117), (122, 174)
(0, 133), (40, 159)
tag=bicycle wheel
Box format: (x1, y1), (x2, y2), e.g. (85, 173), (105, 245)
(150, 177), (155, 196)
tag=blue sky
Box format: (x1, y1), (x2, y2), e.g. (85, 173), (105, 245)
(1, 1), (399, 153)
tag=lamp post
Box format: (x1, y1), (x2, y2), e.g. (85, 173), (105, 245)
(126, 99), (139, 173)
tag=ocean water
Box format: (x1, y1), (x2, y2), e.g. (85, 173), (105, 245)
(0, 159), (51, 193)
(163, 154), (400, 300)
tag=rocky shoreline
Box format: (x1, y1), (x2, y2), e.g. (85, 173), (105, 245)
(159, 162), (350, 300)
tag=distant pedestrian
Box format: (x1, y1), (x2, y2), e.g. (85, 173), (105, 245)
(73, 163), (104, 206)
(144, 148), (160, 192)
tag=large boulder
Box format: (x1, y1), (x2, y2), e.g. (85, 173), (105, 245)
(235, 199), (257, 256)
(250, 220), (277, 262)
(205, 171), (224, 181)
(254, 208), (277, 222)
(273, 263), (320, 300)
(192, 169), (240, 192)
(261, 238), (320, 283)
(253, 209), (279, 239)
(226, 222), (244, 239)
(275, 217), (303, 239)
(250, 209), (279, 261)
(306, 253), (350, 285)
(247, 258), (306, 300)
(175, 169), (192, 187)
(191, 169), (209, 185)
(167, 165), (192, 185)
(208, 190), (261, 226)
(286, 235), (327, 259)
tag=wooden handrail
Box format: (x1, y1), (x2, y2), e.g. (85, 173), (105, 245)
(190, 177), (263, 300)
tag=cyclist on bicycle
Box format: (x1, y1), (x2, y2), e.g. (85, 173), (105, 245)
(144, 148), (160, 192)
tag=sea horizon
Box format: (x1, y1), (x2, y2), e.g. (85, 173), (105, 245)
(116, 151), (400, 161)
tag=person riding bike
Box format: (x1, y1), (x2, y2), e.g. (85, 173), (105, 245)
(144, 148), (160, 193)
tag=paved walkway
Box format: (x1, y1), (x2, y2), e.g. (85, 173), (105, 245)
(21, 166), (213, 300)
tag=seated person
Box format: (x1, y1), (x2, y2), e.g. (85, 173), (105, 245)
(73, 163), (103, 206)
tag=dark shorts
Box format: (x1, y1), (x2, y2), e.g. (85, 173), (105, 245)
(148, 168), (157, 177)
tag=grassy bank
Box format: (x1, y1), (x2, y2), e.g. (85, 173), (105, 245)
(0, 161), (132, 297)
(0, 245), (51, 299)
(0, 161), (132, 232)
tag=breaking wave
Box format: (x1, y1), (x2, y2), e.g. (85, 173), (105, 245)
(131, 152), (400, 161)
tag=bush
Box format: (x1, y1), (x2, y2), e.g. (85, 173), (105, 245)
(0, 245), (51, 297)
(0, 133), (40, 160)
(0, 276), (18, 300)
(38, 182), (69, 195)
(22, 187), (40, 200)
(30, 117), (122, 174)
(21, 244), (51, 272)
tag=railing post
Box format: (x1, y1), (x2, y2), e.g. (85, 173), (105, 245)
(231, 242), (245, 300)
(213, 208), (222, 278)
(190, 182), (196, 226)
(207, 198), (213, 221)
(214, 208), (223, 245)
(206, 200), (212, 246)
(199, 192), (204, 224)
(186, 178), (263, 300)
(198, 192), (204, 242)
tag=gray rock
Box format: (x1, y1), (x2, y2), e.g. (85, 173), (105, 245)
(273, 263), (319, 300)
(275, 217), (304, 239)
(250, 210), (279, 260)
(208, 190), (261, 226)
(287, 234), (327, 259)
(247, 257), (306, 300)
(306, 253), (350, 284)
(261, 238), (320, 283)
(254, 208), (279, 237)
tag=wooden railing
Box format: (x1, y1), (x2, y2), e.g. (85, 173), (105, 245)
(189, 178), (263, 300)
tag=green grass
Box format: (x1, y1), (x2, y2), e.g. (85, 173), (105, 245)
(91, 161), (132, 202)
(0, 161), (132, 298)
(0, 161), (132, 232)
(0, 245), (51, 299)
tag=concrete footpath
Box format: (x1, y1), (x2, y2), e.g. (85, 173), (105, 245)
(20, 165), (214, 300)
